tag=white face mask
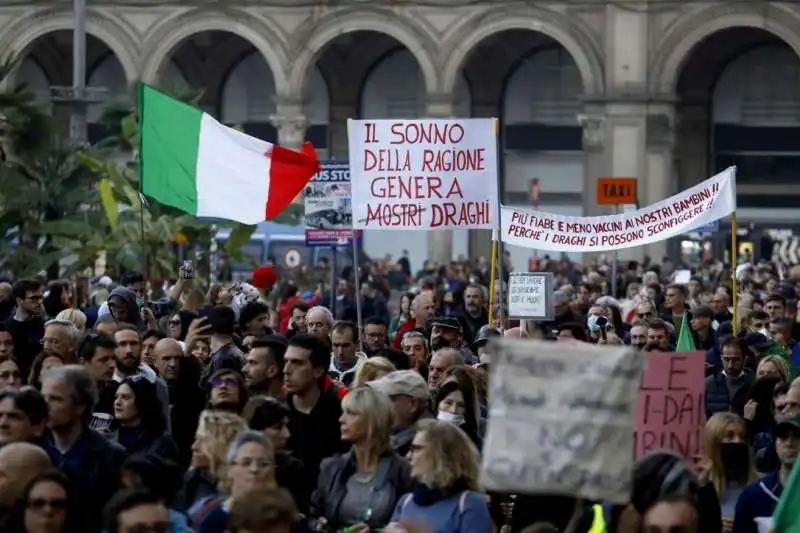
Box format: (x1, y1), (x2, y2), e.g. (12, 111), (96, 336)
(437, 411), (465, 426)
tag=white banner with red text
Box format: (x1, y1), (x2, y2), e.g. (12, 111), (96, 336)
(500, 166), (737, 252)
(347, 118), (498, 230)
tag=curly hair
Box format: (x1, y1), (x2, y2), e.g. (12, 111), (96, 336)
(195, 410), (248, 477)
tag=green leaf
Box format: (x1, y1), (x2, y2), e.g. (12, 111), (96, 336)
(225, 223), (258, 256)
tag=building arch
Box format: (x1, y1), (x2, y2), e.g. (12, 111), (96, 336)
(0, 7), (138, 84)
(652, 4), (800, 94)
(140, 7), (289, 94)
(440, 6), (604, 96)
(287, 7), (438, 97)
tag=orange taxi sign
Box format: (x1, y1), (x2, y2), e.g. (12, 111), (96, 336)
(596, 177), (638, 205)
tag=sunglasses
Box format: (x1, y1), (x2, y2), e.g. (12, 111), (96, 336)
(27, 498), (68, 510)
(168, 320), (181, 326)
(637, 312), (653, 318)
(211, 378), (238, 388)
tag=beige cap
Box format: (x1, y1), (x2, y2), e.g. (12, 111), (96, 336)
(368, 370), (428, 399)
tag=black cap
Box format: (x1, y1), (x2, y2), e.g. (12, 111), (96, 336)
(429, 316), (462, 332)
(780, 285), (798, 301)
(775, 413), (800, 434)
(472, 325), (502, 347)
(742, 332), (772, 350)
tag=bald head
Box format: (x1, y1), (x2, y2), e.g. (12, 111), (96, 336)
(0, 283), (11, 301)
(0, 442), (51, 504)
(154, 338), (182, 381)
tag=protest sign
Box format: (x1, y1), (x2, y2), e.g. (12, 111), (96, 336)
(634, 351), (706, 459)
(347, 119), (498, 230)
(507, 272), (554, 320)
(501, 166), (736, 252)
(304, 162), (353, 246)
(482, 339), (644, 503)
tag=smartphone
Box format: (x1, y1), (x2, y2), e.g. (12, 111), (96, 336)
(182, 260), (195, 279)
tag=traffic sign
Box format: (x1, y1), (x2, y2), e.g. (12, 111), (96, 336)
(596, 177), (638, 205)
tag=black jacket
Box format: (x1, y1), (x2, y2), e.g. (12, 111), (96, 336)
(309, 450), (412, 530)
(705, 371), (754, 419)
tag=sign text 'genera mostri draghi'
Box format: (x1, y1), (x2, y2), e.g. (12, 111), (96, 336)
(348, 119), (499, 231)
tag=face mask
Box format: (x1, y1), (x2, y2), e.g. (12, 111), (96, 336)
(437, 411), (465, 426)
(719, 442), (750, 476)
(759, 328), (771, 339)
(136, 297), (145, 308)
(587, 315), (600, 332)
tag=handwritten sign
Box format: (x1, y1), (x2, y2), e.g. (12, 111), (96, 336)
(635, 351), (706, 459)
(347, 119), (498, 230)
(482, 339), (644, 503)
(508, 272), (554, 320)
(500, 167), (736, 252)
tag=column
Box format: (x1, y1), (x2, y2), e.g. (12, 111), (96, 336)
(579, 111), (609, 219)
(328, 102), (357, 161)
(424, 93), (457, 267)
(674, 101), (709, 191)
(270, 97), (308, 149)
(644, 104), (677, 262)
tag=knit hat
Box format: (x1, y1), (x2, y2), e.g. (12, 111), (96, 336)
(251, 265), (278, 290)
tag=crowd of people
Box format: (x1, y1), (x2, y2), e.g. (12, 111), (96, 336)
(0, 253), (796, 533)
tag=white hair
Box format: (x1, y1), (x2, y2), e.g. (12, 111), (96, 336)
(308, 306), (334, 326)
(44, 319), (81, 345)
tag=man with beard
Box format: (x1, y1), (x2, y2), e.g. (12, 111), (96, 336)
(113, 325), (171, 430)
(362, 317), (388, 357)
(3, 278), (45, 382)
(430, 317), (475, 364)
(629, 321), (648, 350)
(458, 283), (488, 344)
(242, 335), (288, 399)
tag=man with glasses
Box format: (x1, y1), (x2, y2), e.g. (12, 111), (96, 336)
(3, 278), (45, 382)
(362, 317), (388, 357)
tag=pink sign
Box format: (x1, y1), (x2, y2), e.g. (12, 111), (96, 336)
(634, 351), (707, 459)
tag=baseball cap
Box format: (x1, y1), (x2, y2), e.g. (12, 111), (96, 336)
(368, 370), (428, 399)
(691, 306), (714, 319)
(472, 325), (501, 347)
(553, 290), (570, 304)
(742, 332), (772, 351)
(775, 413), (800, 434)
(430, 317), (461, 332)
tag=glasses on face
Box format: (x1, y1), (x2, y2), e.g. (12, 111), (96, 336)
(637, 312), (653, 318)
(211, 377), (238, 389)
(27, 498), (68, 510)
(168, 320), (180, 327)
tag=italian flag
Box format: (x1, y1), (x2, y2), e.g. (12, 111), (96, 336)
(139, 84), (320, 224)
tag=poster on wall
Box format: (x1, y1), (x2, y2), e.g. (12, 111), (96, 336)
(303, 161), (353, 246)
(347, 118), (498, 230)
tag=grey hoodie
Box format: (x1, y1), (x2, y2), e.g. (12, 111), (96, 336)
(104, 287), (145, 330)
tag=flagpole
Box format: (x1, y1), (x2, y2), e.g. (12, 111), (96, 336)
(352, 231), (363, 352)
(493, 118), (506, 328)
(731, 213), (738, 334)
(137, 82), (148, 280)
(489, 232), (498, 326)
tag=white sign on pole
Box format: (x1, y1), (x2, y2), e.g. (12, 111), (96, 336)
(500, 166), (736, 252)
(507, 272), (554, 320)
(482, 339), (644, 503)
(347, 119), (498, 230)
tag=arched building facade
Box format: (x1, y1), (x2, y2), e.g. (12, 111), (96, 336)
(2, 3), (800, 269)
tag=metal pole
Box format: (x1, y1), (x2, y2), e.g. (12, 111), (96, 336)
(494, 119), (506, 327)
(330, 246), (337, 317)
(71, 0), (88, 143)
(352, 232), (363, 351)
(611, 205), (619, 298)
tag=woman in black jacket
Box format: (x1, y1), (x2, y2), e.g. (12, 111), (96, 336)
(309, 386), (412, 532)
(110, 376), (179, 462)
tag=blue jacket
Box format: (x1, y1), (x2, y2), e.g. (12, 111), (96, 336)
(732, 472), (782, 533)
(392, 491), (493, 533)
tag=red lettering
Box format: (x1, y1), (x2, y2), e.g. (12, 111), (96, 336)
(389, 122), (466, 145)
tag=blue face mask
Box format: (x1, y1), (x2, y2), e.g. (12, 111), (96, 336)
(587, 314), (600, 332)
(136, 297), (145, 308)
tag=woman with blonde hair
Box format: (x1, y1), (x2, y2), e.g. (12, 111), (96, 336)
(55, 308), (87, 336)
(353, 356), (396, 387)
(755, 355), (790, 383)
(390, 419), (492, 533)
(310, 386), (411, 532)
(177, 409), (248, 511)
(700, 412), (756, 531)
(190, 430), (278, 532)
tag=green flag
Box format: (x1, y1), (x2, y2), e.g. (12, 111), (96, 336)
(772, 415), (800, 532)
(676, 314), (696, 352)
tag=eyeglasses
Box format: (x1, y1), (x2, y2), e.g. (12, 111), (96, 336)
(211, 377), (238, 389)
(637, 312), (653, 318)
(27, 498), (68, 510)
(168, 320), (181, 326)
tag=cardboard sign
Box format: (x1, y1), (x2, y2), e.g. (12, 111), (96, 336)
(597, 177), (638, 205)
(347, 119), (499, 230)
(507, 272), (554, 320)
(634, 351), (706, 459)
(482, 339), (644, 503)
(500, 167), (736, 252)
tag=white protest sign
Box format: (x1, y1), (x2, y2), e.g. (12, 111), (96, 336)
(347, 119), (498, 230)
(482, 339), (644, 503)
(507, 272), (554, 320)
(501, 167), (736, 252)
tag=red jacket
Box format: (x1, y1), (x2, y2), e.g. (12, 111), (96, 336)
(278, 296), (303, 334)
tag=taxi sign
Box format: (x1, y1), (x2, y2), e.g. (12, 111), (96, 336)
(596, 177), (638, 205)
